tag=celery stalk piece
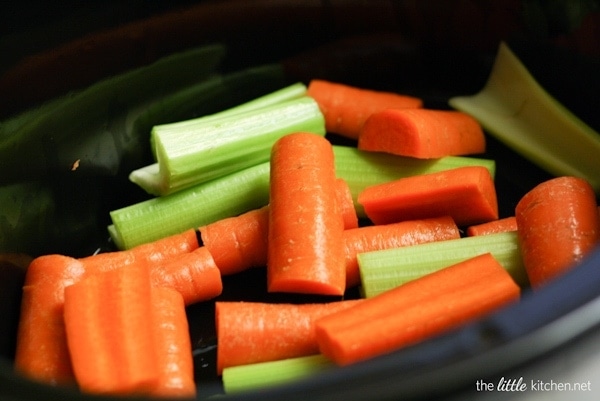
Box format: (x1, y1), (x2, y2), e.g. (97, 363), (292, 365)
(213, 81), (307, 116)
(109, 161), (270, 249)
(332, 145), (496, 217)
(147, 96), (324, 196)
(138, 63), (292, 159)
(132, 81), (308, 195)
(449, 42), (600, 194)
(358, 231), (528, 298)
(222, 354), (333, 394)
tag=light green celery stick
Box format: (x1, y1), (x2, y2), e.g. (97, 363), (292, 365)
(358, 231), (527, 298)
(222, 354), (333, 394)
(150, 96), (324, 196)
(148, 78), (306, 156)
(449, 42), (600, 194)
(140, 63), (292, 159)
(110, 161), (270, 249)
(332, 145), (496, 217)
(132, 82), (307, 195)
(216, 81), (306, 114)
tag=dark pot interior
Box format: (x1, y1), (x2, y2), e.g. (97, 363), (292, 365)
(1, 1), (599, 400)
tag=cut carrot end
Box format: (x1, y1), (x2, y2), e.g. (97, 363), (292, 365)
(358, 108), (486, 158)
(516, 176), (600, 288)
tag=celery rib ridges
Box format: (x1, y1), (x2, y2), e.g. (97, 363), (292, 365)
(131, 84), (322, 196)
(110, 162), (270, 249)
(358, 231), (528, 298)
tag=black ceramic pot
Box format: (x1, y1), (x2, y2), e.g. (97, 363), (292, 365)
(1, 1), (599, 400)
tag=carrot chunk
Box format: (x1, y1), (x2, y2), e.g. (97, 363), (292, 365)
(151, 287), (196, 398)
(358, 108), (485, 158)
(315, 253), (520, 366)
(64, 264), (196, 396)
(14, 255), (85, 385)
(267, 133), (346, 295)
(79, 228), (199, 272)
(14, 230), (213, 387)
(358, 165), (498, 226)
(200, 180), (356, 277)
(63, 263), (160, 395)
(200, 206), (270, 276)
(343, 216), (460, 287)
(307, 79), (423, 140)
(215, 300), (362, 375)
(515, 176), (600, 288)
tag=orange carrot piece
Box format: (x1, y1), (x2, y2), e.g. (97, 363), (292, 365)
(63, 262), (159, 395)
(150, 287), (196, 398)
(343, 216), (460, 287)
(336, 177), (359, 229)
(80, 228), (199, 273)
(358, 165), (498, 226)
(150, 246), (222, 305)
(14, 255), (85, 385)
(14, 229), (208, 387)
(199, 206), (271, 276)
(515, 176), (600, 288)
(307, 79), (423, 140)
(200, 180), (357, 277)
(466, 216), (518, 236)
(358, 108), (486, 158)
(315, 253), (520, 366)
(215, 300), (362, 375)
(267, 133), (346, 295)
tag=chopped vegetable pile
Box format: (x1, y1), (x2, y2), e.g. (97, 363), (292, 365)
(6, 42), (600, 398)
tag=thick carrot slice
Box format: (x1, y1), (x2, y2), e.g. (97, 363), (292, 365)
(215, 300), (362, 375)
(63, 262), (159, 395)
(267, 133), (346, 295)
(515, 176), (600, 288)
(307, 79), (423, 140)
(358, 108), (486, 158)
(358, 165), (498, 226)
(150, 246), (223, 305)
(315, 253), (520, 366)
(466, 216), (518, 236)
(343, 216), (460, 287)
(150, 287), (196, 398)
(14, 255), (85, 385)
